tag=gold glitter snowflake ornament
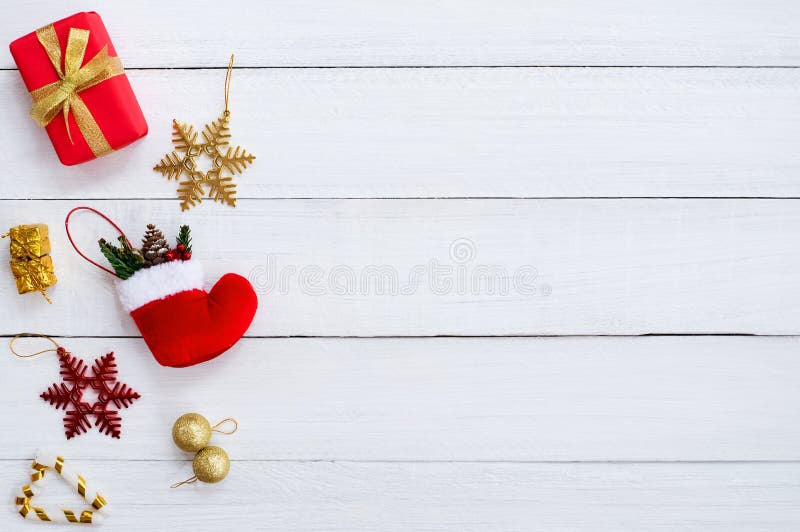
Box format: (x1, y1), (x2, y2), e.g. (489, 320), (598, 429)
(154, 55), (255, 211)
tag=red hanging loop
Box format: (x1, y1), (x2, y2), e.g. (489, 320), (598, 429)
(65, 206), (133, 278)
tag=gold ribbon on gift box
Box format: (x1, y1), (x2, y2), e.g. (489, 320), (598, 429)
(28, 24), (125, 157)
(2, 224), (57, 303)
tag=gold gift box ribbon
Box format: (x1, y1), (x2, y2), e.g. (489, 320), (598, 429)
(28, 24), (124, 157)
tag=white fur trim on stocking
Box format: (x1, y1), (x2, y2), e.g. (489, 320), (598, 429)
(115, 260), (204, 313)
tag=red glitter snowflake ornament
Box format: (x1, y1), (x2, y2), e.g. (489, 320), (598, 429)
(40, 347), (141, 439)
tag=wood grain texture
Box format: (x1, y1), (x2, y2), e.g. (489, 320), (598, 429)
(1, 199), (798, 336)
(1, 1), (799, 68)
(1, 459), (799, 531)
(1, 337), (798, 461)
(2, 68), (799, 199)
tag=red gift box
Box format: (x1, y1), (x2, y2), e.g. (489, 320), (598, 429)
(9, 12), (147, 166)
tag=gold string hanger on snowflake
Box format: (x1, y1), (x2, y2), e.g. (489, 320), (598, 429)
(154, 54), (255, 211)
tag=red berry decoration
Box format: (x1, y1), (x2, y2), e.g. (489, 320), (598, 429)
(182, 251), (192, 261)
(40, 347), (141, 439)
(177, 244), (186, 253)
(165, 250), (177, 261)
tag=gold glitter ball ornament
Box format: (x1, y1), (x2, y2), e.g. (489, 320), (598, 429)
(193, 446), (230, 483)
(172, 413), (212, 452)
(169, 416), (238, 487)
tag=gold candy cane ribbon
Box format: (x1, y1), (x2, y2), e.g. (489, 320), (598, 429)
(28, 24), (124, 157)
(15, 452), (107, 525)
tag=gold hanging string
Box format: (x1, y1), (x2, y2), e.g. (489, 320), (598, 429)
(224, 54), (234, 114)
(211, 418), (239, 435)
(10, 333), (60, 358)
(170, 475), (198, 489)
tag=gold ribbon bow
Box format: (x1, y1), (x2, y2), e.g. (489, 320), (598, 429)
(28, 24), (124, 157)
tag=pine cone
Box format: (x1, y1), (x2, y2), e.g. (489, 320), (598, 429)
(141, 224), (169, 268)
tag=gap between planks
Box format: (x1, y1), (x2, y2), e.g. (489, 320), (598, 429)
(2, 66), (800, 72)
(2, 197), (800, 201)
(0, 458), (798, 464)
(1, 334), (798, 339)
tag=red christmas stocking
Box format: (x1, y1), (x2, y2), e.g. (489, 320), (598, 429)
(116, 260), (258, 367)
(65, 207), (258, 368)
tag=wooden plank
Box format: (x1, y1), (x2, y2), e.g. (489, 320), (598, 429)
(1, 337), (798, 461)
(1, 199), (798, 336)
(0, 459), (798, 530)
(1, 1), (798, 68)
(3, 68), (799, 199)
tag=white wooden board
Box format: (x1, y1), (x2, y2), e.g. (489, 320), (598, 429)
(2, 460), (798, 531)
(2, 68), (800, 199)
(1, 1), (798, 68)
(1, 1), (798, 530)
(0, 199), (797, 336)
(1, 336), (798, 462)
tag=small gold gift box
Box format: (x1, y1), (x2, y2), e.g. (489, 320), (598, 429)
(7, 224), (51, 259)
(10, 256), (57, 296)
(3, 224), (56, 303)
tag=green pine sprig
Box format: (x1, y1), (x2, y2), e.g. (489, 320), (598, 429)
(176, 225), (192, 253)
(98, 236), (144, 280)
